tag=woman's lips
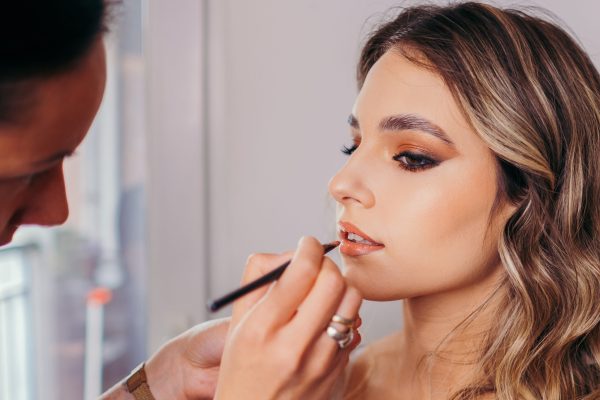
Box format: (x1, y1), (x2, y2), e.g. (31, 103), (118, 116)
(338, 221), (385, 257)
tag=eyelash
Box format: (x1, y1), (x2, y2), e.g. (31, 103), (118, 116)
(341, 143), (438, 172)
(341, 144), (358, 156)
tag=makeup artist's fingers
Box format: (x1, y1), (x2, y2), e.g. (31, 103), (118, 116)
(291, 285), (362, 366)
(355, 315), (362, 329)
(286, 282), (362, 346)
(295, 287), (362, 388)
(300, 327), (357, 380)
(257, 236), (326, 327)
(231, 251), (294, 328)
(298, 325), (361, 399)
(285, 257), (346, 342)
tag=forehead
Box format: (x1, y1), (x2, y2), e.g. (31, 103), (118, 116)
(0, 40), (106, 175)
(353, 50), (490, 155)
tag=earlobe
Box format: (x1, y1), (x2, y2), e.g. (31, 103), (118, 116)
(504, 202), (519, 221)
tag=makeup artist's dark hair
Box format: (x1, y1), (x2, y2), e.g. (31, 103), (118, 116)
(354, 1), (600, 399)
(0, 0), (118, 121)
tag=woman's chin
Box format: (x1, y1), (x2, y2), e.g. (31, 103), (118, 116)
(342, 268), (402, 301)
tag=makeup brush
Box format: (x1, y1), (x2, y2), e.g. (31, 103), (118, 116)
(207, 241), (340, 312)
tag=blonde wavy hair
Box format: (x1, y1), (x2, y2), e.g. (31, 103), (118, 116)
(358, 2), (600, 399)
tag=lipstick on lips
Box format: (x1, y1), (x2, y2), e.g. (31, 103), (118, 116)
(338, 221), (385, 256)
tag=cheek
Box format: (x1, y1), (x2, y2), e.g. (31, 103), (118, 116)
(345, 159), (501, 300)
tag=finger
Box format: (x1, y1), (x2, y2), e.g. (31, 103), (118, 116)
(349, 326), (362, 351)
(231, 251), (294, 327)
(300, 327), (355, 389)
(329, 286), (362, 335)
(291, 279), (362, 349)
(292, 286), (362, 380)
(285, 257), (346, 344)
(329, 287), (362, 354)
(257, 236), (326, 327)
(354, 315), (362, 329)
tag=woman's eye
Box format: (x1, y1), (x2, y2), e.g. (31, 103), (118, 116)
(341, 143), (358, 155)
(0, 173), (35, 185)
(392, 151), (438, 172)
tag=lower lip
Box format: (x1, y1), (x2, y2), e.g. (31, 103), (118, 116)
(340, 237), (385, 257)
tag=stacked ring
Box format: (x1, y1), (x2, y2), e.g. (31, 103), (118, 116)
(326, 314), (356, 349)
(331, 314), (354, 328)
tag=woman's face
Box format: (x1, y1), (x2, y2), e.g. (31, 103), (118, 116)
(328, 50), (515, 301)
(0, 39), (106, 246)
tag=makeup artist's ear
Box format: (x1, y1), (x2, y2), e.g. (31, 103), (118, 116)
(231, 251), (295, 329)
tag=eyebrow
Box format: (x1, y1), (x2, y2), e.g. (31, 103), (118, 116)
(348, 113), (455, 146)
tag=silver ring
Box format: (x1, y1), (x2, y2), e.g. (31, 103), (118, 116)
(326, 324), (354, 349)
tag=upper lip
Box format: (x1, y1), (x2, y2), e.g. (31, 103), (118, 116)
(338, 221), (384, 246)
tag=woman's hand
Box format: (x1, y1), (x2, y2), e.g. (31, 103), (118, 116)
(214, 236), (363, 400)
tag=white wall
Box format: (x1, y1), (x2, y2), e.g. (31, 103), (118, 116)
(145, 0), (209, 350)
(205, 0), (407, 344)
(146, 0), (600, 350)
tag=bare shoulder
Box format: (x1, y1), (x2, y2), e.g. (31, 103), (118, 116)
(341, 345), (374, 399)
(348, 331), (402, 372)
(342, 332), (403, 399)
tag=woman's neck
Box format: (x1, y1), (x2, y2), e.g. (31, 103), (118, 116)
(397, 264), (506, 399)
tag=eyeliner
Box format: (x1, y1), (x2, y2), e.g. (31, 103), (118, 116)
(207, 241), (340, 312)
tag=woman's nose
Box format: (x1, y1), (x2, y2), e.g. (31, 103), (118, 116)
(328, 158), (375, 209)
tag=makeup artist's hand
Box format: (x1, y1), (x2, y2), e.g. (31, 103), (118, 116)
(214, 236), (363, 400)
(144, 317), (230, 399)
(101, 317), (230, 400)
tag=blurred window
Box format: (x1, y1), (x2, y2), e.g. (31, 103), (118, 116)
(0, 246), (35, 400)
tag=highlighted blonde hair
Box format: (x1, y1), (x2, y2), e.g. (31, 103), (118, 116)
(358, 2), (600, 398)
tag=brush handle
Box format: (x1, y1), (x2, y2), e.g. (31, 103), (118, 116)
(207, 241), (340, 313)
